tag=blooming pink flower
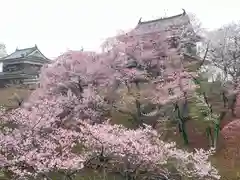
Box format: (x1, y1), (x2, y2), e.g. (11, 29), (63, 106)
(0, 30), (219, 179)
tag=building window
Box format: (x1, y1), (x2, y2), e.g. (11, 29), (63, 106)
(169, 37), (180, 49)
(7, 66), (18, 72)
(160, 64), (166, 70)
(185, 44), (197, 56)
(168, 88), (174, 96)
(126, 59), (137, 68)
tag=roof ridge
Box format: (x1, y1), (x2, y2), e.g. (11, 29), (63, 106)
(26, 46), (50, 61)
(16, 46), (37, 51)
(1, 46), (38, 60)
(138, 9), (186, 25)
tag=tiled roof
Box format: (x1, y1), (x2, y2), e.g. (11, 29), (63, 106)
(2, 46), (37, 60)
(133, 9), (192, 35)
(138, 9), (186, 25)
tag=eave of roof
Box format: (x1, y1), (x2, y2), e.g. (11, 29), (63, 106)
(137, 9), (186, 25)
(0, 45), (51, 62)
(183, 53), (211, 64)
(28, 46), (51, 61)
(2, 46), (37, 60)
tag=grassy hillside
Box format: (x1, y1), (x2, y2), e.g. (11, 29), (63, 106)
(1, 85), (240, 179)
(0, 86), (32, 109)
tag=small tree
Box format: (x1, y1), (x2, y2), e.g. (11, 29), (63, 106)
(206, 22), (240, 117)
(0, 43), (7, 58)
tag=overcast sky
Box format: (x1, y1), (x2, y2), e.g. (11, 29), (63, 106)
(0, 0), (239, 59)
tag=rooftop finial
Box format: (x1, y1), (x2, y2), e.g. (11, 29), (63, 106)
(138, 17), (142, 24)
(182, 9), (186, 15)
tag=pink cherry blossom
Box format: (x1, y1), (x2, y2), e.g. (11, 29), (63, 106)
(0, 29), (220, 179)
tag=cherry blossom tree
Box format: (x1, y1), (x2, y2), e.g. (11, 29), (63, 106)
(100, 26), (200, 146)
(206, 22), (240, 117)
(0, 27), (220, 180)
(187, 22), (240, 150)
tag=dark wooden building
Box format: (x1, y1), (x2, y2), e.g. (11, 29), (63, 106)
(0, 45), (51, 87)
(135, 9), (202, 54)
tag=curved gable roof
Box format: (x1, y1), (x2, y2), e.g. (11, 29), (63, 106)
(3, 47), (37, 60)
(0, 45), (51, 62)
(133, 9), (191, 35)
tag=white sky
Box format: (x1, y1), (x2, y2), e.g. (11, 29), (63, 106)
(0, 0), (240, 59)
